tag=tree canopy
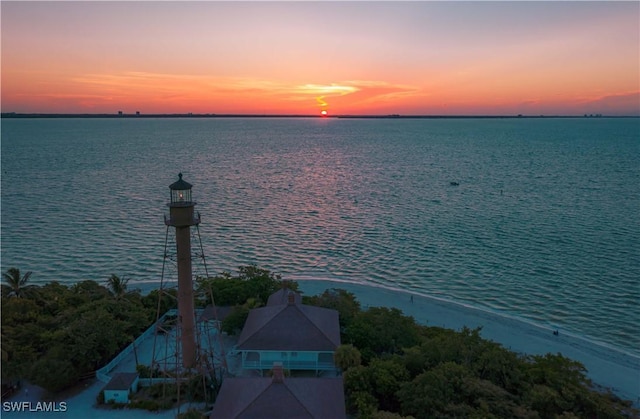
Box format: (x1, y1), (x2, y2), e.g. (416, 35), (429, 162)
(1, 268), (162, 392)
(336, 301), (637, 419)
(195, 264), (296, 307)
(1, 265), (293, 393)
(2, 266), (636, 419)
(2, 267), (34, 298)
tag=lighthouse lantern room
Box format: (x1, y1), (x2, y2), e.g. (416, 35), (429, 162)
(169, 173), (193, 205)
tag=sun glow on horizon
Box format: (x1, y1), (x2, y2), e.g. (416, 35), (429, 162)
(1, 2), (638, 115)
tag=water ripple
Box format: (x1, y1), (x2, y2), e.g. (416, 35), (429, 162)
(1, 117), (639, 356)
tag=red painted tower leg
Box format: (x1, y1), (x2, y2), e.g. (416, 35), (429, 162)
(165, 173), (200, 369)
(175, 224), (196, 368)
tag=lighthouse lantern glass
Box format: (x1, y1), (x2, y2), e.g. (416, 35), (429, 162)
(171, 188), (191, 204)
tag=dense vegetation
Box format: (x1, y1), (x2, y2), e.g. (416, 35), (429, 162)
(0, 265), (290, 394)
(1, 269), (170, 392)
(195, 265), (299, 335)
(306, 289), (638, 419)
(3, 266), (637, 418)
(195, 264), (297, 306)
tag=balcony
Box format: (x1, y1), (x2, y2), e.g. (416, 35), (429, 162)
(164, 211), (201, 227)
(242, 360), (336, 371)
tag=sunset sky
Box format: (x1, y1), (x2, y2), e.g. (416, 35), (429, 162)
(2, 1), (639, 116)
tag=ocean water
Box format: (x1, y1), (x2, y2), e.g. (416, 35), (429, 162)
(1, 117), (639, 356)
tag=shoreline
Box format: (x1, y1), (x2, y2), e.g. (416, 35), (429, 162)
(291, 276), (639, 358)
(294, 279), (640, 405)
(131, 277), (639, 404)
(3, 278), (638, 417)
(133, 277), (639, 359)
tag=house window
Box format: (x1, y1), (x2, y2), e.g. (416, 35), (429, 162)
(291, 352), (298, 357)
(281, 352), (288, 358)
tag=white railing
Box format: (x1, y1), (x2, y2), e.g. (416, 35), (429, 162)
(242, 360), (336, 371)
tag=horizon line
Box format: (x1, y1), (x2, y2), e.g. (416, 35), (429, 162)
(2, 112), (636, 119)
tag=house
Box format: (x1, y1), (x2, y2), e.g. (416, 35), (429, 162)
(236, 290), (340, 372)
(210, 362), (346, 419)
(266, 288), (302, 306)
(102, 372), (139, 404)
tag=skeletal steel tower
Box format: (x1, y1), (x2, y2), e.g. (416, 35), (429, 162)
(165, 173), (199, 368)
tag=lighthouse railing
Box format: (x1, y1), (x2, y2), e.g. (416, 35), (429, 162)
(164, 212), (201, 226)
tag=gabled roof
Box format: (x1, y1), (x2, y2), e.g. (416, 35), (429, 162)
(210, 377), (346, 419)
(267, 289), (302, 306)
(236, 303), (340, 351)
(103, 372), (139, 391)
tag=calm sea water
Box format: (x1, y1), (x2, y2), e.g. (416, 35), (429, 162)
(1, 117), (639, 355)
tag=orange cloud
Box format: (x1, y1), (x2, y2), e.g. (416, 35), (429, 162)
(14, 68), (631, 116)
(4, 70), (425, 114)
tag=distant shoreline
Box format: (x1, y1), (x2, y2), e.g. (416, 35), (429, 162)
(2, 112), (636, 119)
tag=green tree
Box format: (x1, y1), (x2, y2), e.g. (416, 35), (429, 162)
(344, 365), (374, 413)
(196, 265), (295, 307)
(343, 359), (410, 415)
(2, 267), (33, 298)
(345, 307), (420, 363)
(220, 295), (264, 335)
(522, 353), (616, 418)
(475, 345), (525, 395)
(238, 265), (286, 303)
(459, 376), (533, 418)
(368, 358), (410, 413)
(71, 280), (112, 301)
(29, 358), (78, 393)
(2, 276), (158, 392)
(334, 344), (362, 372)
(408, 326), (493, 371)
(1, 329), (8, 362)
(526, 384), (564, 418)
(397, 362), (469, 417)
(372, 412), (415, 419)
(304, 288), (361, 330)
(106, 274), (129, 299)
(142, 288), (177, 314)
(352, 391), (378, 419)
(221, 305), (250, 335)
(526, 353), (589, 392)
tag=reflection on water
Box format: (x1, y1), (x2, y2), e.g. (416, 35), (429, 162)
(1, 117), (639, 355)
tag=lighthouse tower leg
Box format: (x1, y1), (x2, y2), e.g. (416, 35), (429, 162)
(175, 225), (196, 368)
(164, 173), (200, 369)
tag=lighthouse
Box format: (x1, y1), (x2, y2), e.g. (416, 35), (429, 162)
(165, 173), (200, 368)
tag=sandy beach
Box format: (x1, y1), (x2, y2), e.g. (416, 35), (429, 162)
(296, 279), (640, 406)
(121, 279), (640, 405)
(3, 279), (638, 417)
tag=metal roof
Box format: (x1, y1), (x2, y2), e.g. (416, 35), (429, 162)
(169, 173), (192, 190)
(210, 376), (346, 418)
(237, 291), (340, 351)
